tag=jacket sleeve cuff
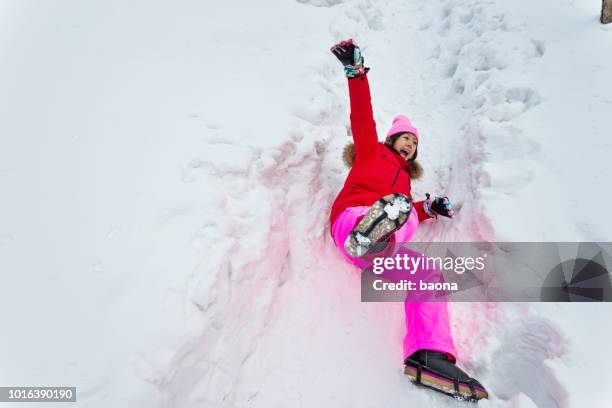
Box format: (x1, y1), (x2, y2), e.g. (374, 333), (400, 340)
(413, 200), (434, 222)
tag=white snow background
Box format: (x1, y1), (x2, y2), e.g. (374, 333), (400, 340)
(1, 0), (611, 407)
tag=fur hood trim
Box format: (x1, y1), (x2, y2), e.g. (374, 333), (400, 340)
(342, 142), (423, 180)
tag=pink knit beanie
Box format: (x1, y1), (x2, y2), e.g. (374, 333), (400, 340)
(385, 115), (419, 144)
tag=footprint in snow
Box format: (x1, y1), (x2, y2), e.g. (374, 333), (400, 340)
(488, 316), (569, 408)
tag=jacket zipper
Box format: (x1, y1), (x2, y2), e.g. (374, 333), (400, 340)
(391, 168), (400, 188)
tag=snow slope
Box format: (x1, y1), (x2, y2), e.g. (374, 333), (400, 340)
(0, 0), (611, 407)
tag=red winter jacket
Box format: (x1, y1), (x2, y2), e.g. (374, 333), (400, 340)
(329, 74), (432, 230)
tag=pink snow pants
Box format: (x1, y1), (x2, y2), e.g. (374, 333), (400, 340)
(332, 206), (457, 362)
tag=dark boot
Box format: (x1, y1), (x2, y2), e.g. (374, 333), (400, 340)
(404, 350), (488, 402)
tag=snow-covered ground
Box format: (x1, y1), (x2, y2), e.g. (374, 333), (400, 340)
(1, 0), (611, 407)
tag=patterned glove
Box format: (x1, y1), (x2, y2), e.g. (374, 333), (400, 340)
(330, 38), (370, 78)
(424, 193), (455, 218)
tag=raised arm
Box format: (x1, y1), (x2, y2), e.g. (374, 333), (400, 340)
(331, 39), (378, 160)
(348, 74), (378, 160)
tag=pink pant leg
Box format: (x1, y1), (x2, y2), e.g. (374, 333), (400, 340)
(331, 206), (420, 267)
(331, 206), (457, 363)
(403, 301), (457, 362)
(331, 206), (373, 270)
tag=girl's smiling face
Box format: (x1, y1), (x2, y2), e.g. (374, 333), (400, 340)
(392, 133), (418, 161)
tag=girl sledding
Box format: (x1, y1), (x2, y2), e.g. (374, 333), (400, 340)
(329, 38), (488, 402)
